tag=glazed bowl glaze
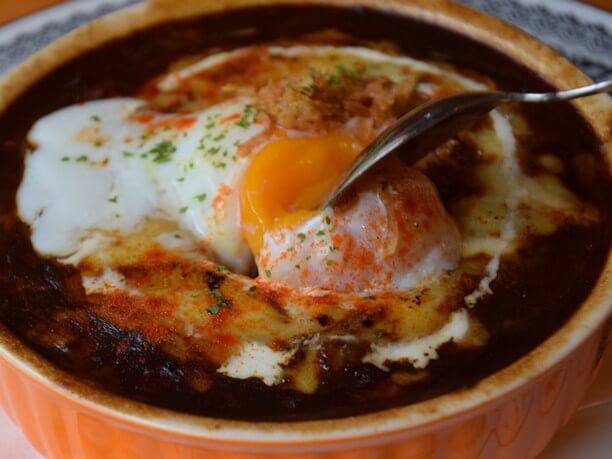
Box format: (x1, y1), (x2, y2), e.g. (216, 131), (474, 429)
(0, 1), (610, 458)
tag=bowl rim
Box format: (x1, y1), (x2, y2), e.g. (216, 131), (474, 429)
(0, 0), (610, 446)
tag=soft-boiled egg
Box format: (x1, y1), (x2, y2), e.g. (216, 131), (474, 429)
(18, 97), (267, 272)
(18, 44), (466, 293)
(242, 154), (461, 292)
(240, 132), (362, 254)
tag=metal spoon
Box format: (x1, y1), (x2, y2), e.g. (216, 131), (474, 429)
(322, 79), (612, 208)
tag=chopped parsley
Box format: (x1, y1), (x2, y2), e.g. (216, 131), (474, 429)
(336, 64), (363, 77)
(297, 233), (307, 242)
(148, 140), (176, 163)
(107, 195), (118, 203)
(210, 287), (223, 300)
(75, 155), (89, 162)
(301, 82), (319, 94)
(122, 151), (134, 158)
(326, 259), (335, 266)
(207, 287), (231, 315)
(248, 285), (257, 292)
(206, 303), (222, 315)
(179, 206), (188, 214)
(61, 156), (70, 162)
(213, 133), (225, 142)
(306, 255), (311, 261)
(325, 215), (331, 225)
(90, 115), (101, 122)
(264, 269), (272, 278)
(327, 74), (340, 87)
(205, 121), (216, 129)
(236, 105), (262, 129)
(194, 193), (207, 202)
(295, 264), (301, 270)
(316, 230), (326, 236)
(93, 140), (105, 148)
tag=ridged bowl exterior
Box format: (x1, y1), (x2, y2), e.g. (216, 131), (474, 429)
(0, 324), (607, 459)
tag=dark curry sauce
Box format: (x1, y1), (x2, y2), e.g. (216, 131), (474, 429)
(0, 5), (610, 421)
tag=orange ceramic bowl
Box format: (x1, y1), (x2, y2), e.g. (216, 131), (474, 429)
(0, 1), (610, 458)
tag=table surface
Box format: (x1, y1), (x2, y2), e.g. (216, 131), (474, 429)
(0, 0), (610, 458)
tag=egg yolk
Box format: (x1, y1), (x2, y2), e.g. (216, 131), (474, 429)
(240, 133), (361, 254)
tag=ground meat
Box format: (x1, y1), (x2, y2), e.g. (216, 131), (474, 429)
(257, 72), (418, 133)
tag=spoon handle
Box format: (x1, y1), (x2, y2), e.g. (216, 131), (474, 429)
(507, 79), (612, 103)
(323, 80), (612, 208)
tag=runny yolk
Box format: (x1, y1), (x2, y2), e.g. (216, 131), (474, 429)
(240, 133), (361, 254)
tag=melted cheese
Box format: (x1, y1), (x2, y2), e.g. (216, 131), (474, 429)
(217, 342), (297, 385)
(363, 309), (471, 370)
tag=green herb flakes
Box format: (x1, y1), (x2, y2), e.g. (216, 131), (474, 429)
(236, 105), (262, 129)
(207, 287), (231, 315)
(149, 140), (176, 163)
(327, 75), (340, 87)
(301, 83), (319, 94)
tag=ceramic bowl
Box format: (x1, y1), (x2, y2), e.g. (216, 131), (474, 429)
(0, 1), (610, 458)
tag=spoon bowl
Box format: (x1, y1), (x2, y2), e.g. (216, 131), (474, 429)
(322, 79), (612, 208)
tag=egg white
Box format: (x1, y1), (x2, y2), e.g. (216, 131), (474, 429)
(18, 97), (266, 272)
